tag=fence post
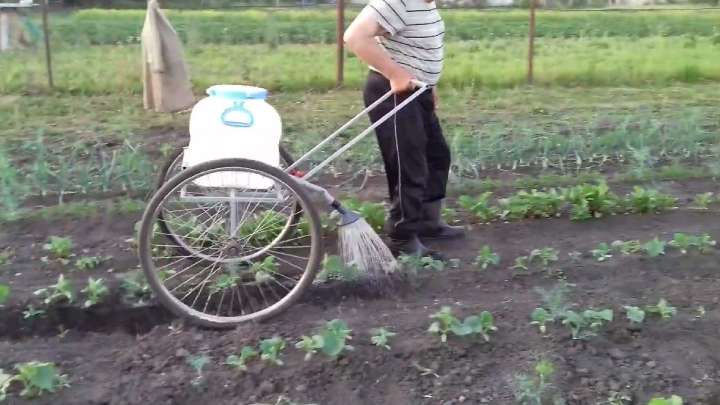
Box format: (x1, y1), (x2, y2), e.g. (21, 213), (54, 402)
(41, 0), (53, 89)
(336, 0), (345, 87)
(527, 0), (536, 85)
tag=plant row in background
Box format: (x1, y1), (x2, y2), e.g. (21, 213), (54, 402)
(51, 9), (720, 46)
(0, 135), (154, 219)
(456, 182), (680, 224)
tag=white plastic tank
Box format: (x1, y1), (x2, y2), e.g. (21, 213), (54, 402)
(184, 85), (282, 189)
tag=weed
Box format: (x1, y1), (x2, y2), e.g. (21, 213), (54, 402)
(259, 337), (286, 366)
(43, 236), (74, 260)
(564, 182), (618, 220)
(81, 277), (109, 308)
(295, 319), (353, 360)
(187, 354), (210, 386)
(643, 238), (667, 257)
(561, 309), (613, 340)
(513, 359), (562, 405)
(611, 240), (642, 255)
(12, 362), (69, 398)
(34, 275), (75, 305)
(692, 192), (714, 209)
(0, 284), (8, 305)
(23, 305), (45, 320)
(591, 243), (613, 262)
(530, 308), (552, 334)
(73, 256), (108, 271)
(458, 193), (499, 223)
(225, 346), (258, 372)
(428, 306), (497, 343)
(624, 306), (646, 324)
(627, 187), (676, 214)
(474, 245), (500, 270)
(370, 327), (396, 350)
(648, 395), (683, 405)
(645, 299), (677, 320)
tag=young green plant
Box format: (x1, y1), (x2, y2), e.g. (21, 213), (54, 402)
(81, 277), (109, 308)
(295, 319), (353, 360)
(645, 299), (677, 320)
(474, 245), (500, 270)
(428, 306), (497, 343)
(259, 337), (286, 366)
(225, 346), (258, 372)
(34, 275), (75, 305)
(370, 327), (396, 350)
(12, 362), (69, 399)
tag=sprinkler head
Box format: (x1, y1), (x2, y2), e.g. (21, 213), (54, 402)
(331, 201), (361, 227)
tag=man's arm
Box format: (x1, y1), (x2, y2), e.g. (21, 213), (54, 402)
(343, 8), (414, 94)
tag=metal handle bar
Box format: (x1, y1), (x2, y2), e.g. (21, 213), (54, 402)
(285, 80), (430, 180)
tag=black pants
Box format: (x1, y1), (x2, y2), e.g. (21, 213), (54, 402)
(363, 70), (451, 239)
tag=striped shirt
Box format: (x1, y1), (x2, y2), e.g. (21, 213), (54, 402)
(365, 0), (445, 85)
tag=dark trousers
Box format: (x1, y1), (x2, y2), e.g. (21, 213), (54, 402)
(363, 70), (451, 239)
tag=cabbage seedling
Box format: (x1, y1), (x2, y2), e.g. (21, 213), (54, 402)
(692, 192), (714, 209)
(260, 337), (286, 366)
(73, 256), (108, 271)
(530, 308), (552, 334)
(474, 245), (500, 270)
(34, 275), (75, 305)
(186, 354), (210, 386)
(562, 309), (613, 340)
(23, 305), (45, 320)
(13, 362), (69, 398)
(611, 240), (642, 255)
(428, 306), (497, 343)
(0, 369), (12, 401)
(296, 319), (353, 360)
(591, 243), (612, 262)
(81, 277), (109, 308)
(643, 238), (666, 257)
(624, 306), (646, 324)
(645, 299), (677, 320)
(43, 236), (73, 259)
(225, 346), (258, 371)
(370, 327), (396, 350)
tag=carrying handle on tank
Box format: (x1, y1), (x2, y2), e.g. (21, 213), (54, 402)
(286, 80), (429, 180)
(220, 101), (255, 128)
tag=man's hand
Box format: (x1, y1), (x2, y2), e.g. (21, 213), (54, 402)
(432, 87), (439, 110)
(388, 67), (415, 94)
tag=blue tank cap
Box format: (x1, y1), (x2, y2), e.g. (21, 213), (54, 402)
(206, 85), (268, 101)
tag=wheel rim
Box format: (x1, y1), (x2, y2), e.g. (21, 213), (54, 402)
(142, 162), (320, 325)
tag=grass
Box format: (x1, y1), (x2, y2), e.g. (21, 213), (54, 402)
(45, 8), (720, 46)
(3, 36), (720, 95)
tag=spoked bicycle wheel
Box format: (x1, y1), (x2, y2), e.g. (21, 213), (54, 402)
(139, 158), (322, 327)
(156, 145), (299, 258)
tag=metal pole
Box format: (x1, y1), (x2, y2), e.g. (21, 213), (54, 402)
(336, 0), (345, 87)
(41, 0), (53, 89)
(527, 0), (536, 85)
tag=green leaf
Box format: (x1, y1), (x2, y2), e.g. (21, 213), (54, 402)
(624, 306), (646, 324)
(0, 369), (14, 401)
(644, 238), (666, 257)
(15, 362), (67, 398)
(0, 284), (9, 305)
(648, 395), (683, 405)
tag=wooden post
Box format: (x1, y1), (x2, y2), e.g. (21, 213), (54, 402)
(527, 0), (536, 85)
(41, 0), (53, 89)
(336, 0), (345, 87)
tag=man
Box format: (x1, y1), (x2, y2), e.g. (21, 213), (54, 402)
(344, 0), (463, 258)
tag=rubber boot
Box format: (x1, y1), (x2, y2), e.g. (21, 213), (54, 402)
(388, 234), (446, 261)
(418, 200), (465, 240)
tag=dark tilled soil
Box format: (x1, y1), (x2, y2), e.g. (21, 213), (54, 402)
(3, 182), (720, 404)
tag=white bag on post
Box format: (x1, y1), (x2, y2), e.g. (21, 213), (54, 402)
(141, 0), (194, 113)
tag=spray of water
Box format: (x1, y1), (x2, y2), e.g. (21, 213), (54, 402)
(338, 218), (398, 280)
